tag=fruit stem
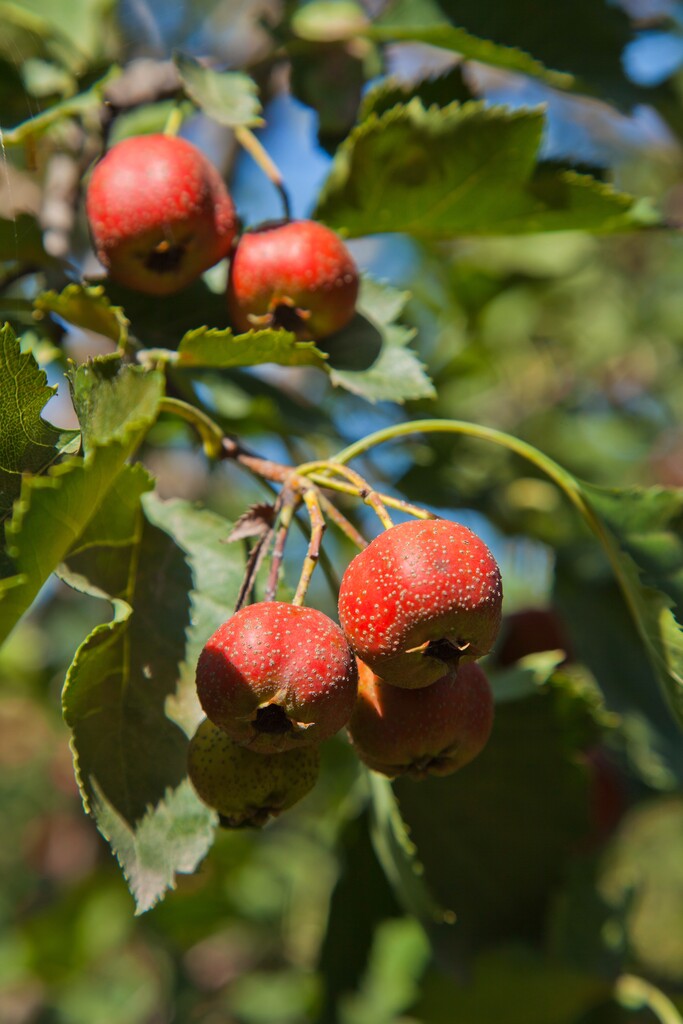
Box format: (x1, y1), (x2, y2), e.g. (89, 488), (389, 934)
(297, 460), (394, 529)
(330, 417), (669, 715)
(616, 974), (682, 1024)
(305, 471), (435, 521)
(318, 492), (368, 549)
(233, 512), (278, 611)
(234, 125), (292, 220)
(292, 488), (326, 606)
(264, 489), (298, 601)
(163, 102), (185, 137)
(159, 397), (224, 459)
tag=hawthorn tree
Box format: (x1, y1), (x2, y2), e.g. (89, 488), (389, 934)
(2, 0), (683, 1020)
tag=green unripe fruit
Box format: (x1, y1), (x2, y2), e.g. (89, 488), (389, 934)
(188, 719), (320, 828)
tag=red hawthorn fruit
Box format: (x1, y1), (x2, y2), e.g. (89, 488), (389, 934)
(348, 658), (494, 778)
(195, 601), (358, 753)
(578, 745), (628, 852)
(188, 718), (320, 828)
(226, 219), (359, 339)
(338, 519), (503, 689)
(493, 607), (574, 667)
(86, 133), (237, 296)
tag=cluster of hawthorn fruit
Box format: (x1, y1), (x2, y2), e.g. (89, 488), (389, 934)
(85, 132), (504, 828)
(85, 133), (359, 339)
(189, 519), (503, 828)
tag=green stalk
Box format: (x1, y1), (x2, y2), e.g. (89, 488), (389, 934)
(330, 418), (640, 654)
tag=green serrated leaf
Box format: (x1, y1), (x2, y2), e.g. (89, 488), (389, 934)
(35, 284), (129, 348)
(427, 0), (638, 107)
(324, 278), (435, 404)
(0, 358), (163, 641)
(142, 493), (246, 735)
(359, 67), (473, 122)
(3, 66), (120, 145)
(92, 778), (216, 915)
(367, 771), (450, 925)
(316, 101), (657, 238)
(366, 23), (575, 91)
(69, 353), (162, 452)
(174, 51), (263, 129)
(61, 481), (193, 825)
(61, 490), (244, 824)
(0, 323), (79, 523)
(580, 484), (683, 728)
(60, 481), (243, 909)
(177, 326), (328, 370)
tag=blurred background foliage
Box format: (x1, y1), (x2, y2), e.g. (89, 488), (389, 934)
(3, 0), (683, 1021)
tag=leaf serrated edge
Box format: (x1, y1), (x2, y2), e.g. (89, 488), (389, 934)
(316, 99), (545, 222)
(34, 283), (130, 347)
(91, 777), (217, 915)
(177, 326), (329, 366)
(366, 23), (576, 91)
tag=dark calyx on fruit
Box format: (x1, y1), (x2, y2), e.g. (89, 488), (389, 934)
(254, 704), (294, 736)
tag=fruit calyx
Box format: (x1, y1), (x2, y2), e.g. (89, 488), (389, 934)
(412, 637), (471, 665)
(144, 238), (189, 274)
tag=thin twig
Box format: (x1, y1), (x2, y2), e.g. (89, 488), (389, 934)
(308, 472), (434, 522)
(293, 488), (327, 606)
(234, 125), (292, 220)
(299, 460), (394, 529)
(234, 527), (275, 611)
(318, 492), (368, 549)
(264, 488), (299, 601)
(221, 436), (293, 485)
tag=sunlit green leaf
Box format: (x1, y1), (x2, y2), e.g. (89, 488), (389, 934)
(316, 102), (658, 239)
(177, 326), (328, 370)
(3, 66), (120, 144)
(142, 494), (247, 736)
(0, 356), (163, 641)
(325, 278), (435, 404)
(174, 51), (263, 128)
(92, 779), (216, 915)
(35, 284), (129, 347)
(0, 322), (79, 523)
(61, 488), (244, 908)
